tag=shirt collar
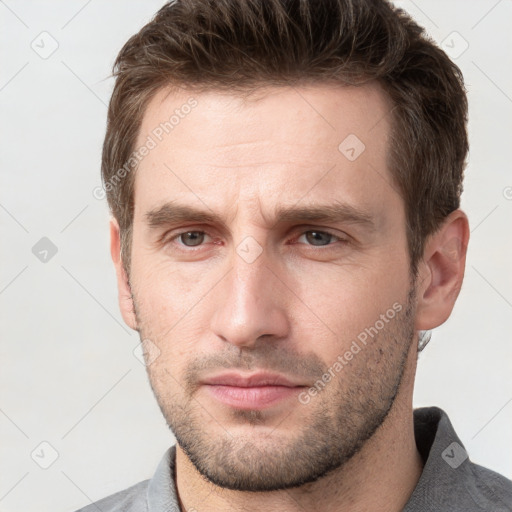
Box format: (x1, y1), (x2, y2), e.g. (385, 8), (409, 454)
(147, 444), (180, 512)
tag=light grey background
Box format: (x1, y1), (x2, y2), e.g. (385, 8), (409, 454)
(1, 1), (511, 511)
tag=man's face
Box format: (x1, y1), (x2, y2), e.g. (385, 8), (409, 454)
(126, 83), (416, 490)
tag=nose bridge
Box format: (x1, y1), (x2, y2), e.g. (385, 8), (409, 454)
(209, 240), (290, 348)
(231, 246), (268, 306)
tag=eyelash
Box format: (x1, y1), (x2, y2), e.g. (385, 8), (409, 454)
(163, 228), (348, 251)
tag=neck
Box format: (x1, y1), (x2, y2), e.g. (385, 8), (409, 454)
(175, 345), (423, 512)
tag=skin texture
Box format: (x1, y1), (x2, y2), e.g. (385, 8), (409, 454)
(110, 83), (470, 511)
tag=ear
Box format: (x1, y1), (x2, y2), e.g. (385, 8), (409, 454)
(414, 209), (470, 330)
(110, 217), (138, 331)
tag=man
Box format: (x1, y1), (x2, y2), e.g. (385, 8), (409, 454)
(77, 0), (512, 510)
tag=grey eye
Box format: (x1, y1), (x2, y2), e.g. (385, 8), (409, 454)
(302, 230), (336, 246)
(179, 231), (205, 246)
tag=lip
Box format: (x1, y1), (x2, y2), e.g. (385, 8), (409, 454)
(201, 372), (307, 410)
(202, 371), (303, 388)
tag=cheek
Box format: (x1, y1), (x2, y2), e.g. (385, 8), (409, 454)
(130, 263), (213, 366)
(132, 255), (209, 320)
(289, 258), (410, 352)
(142, 313), (208, 387)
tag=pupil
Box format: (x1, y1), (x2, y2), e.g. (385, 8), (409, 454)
(306, 231), (331, 246)
(183, 231), (203, 246)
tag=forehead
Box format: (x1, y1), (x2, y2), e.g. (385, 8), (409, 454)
(138, 81), (392, 151)
(133, 82), (399, 223)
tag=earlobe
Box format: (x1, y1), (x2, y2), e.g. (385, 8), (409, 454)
(414, 210), (470, 331)
(110, 218), (138, 331)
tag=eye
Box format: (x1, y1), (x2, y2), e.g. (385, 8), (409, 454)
(174, 230), (210, 247)
(296, 230), (341, 247)
(164, 228), (346, 252)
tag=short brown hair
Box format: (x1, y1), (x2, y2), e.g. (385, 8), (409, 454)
(102, 0), (468, 276)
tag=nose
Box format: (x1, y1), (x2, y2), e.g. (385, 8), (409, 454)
(209, 247), (290, 349)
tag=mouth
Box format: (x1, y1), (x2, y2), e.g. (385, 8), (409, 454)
(201, 372), (308, 410)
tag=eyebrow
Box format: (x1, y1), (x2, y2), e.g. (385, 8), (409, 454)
(145, 201), (376, 231)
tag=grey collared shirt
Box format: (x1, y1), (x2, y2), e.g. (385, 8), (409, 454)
(74, 407), (512, 511)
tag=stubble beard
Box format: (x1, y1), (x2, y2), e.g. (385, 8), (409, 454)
(133, 285), (416, 492)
